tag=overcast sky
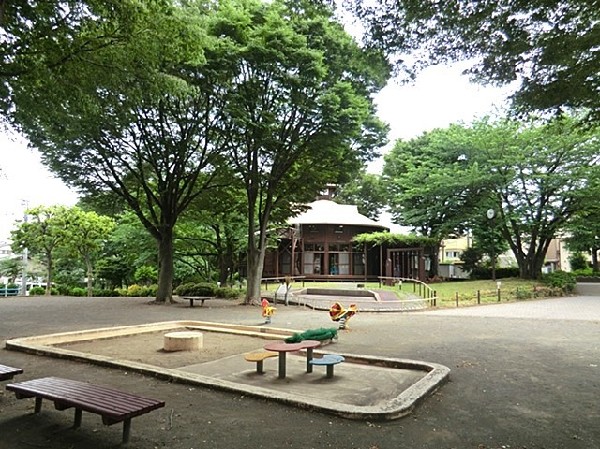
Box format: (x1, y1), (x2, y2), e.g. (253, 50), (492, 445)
(0, 62), (516, 239)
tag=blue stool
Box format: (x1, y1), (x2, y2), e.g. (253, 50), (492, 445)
(309, 354), (345, 378)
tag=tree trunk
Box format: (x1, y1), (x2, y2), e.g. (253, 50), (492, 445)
(155, 226), (175, 303)
(591, 247), (599, 272)
(45, 254), (53, 296)
(245, 246), (265, 305)
(85, 256), (93, 297)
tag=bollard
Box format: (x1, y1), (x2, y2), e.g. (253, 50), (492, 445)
(477, 290), (481, 304)
(497, 288), (501, 302)
(455, 291), (459, 307)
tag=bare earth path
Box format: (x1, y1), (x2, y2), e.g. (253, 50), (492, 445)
(1, 286), (600, 449)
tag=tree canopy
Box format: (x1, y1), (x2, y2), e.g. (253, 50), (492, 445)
(383, 115), (600, 279)
(343, 0), (600, 120)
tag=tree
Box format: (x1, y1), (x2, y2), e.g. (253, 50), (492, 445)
(344, 1), (600, 120)
(61, 207), (116, 296)
(10, 206), (70, 295)
(7, 3), (231, 303)
(335, 172), (386, 220)
(209, 0), (390, 303)
(564, 192), (600, 272)
(383, 116), (600, 279)
(382, 125), (486, 275)
(1, 1), (169, 118)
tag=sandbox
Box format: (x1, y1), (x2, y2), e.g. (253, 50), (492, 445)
(5, 320), (450, 420)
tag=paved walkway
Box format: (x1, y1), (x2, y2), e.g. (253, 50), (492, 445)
(1, 284), (600, 448)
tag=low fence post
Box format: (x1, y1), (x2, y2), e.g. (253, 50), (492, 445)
(433, 291), (437, 307)
(497, 288), (501, 302)
(477, 290), (481, 304)
(455, 291), (459, 307)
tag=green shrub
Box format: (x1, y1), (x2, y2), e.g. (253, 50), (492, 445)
(28, 286), (45, 296)
(68, 287), (86, 297)
(174, 282), (215, 297)
(569, 252), (589, 271)
(215, 287), (243, 299)
(126, 284), (157, 297)
(541, 270), (576, 293)
(93, 288), (122, 297)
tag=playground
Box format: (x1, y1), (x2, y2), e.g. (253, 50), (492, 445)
(1, 287), (600, 448)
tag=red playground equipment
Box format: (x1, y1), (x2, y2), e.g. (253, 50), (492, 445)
(329, 302), (357, 329)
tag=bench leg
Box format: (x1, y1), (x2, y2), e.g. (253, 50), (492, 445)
(189, 298), (194, 307)
(256, 360), (264, 374)
(326, 365), (335, 379)
(74, 408), (83, 428)
(34, 397), (43, 413)
(200, 299), (205, 306)
(122, 418), (132, 445)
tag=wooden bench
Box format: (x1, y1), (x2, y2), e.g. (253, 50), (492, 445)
(0, 364), (23, 381)
(6, 377), (165, 445)
(182, 296), (213, 307)
(309, 354), (345, 378)
(244, 351), (277, 374)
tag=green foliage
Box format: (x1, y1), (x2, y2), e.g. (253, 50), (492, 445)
(335, 173), (386, 220)
(569, 253), (589, 271)
(541, 271), (577, 293)
(352, 232), (437, 248)
(28, 286), (46, 296)
(119, 284), (158, 297)
(214, 287), (243, 299)
(134, 266), (158, 285)
(459, 247), (484, 273)
(347, 1), (600, 120)
(174, 282), (216, 297)
(92, 288), (122, 297)
(69, 287), (87, 297)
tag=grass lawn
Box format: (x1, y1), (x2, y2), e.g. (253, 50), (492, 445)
(272, 278), (545, 308)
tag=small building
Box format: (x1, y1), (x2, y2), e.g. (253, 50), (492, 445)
(262, 199), (389, 281)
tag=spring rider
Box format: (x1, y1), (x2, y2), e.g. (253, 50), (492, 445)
(329, 302), (357, 329)
(261, 298), (276, 324)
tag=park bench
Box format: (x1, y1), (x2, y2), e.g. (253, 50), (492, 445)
(309, 354), (345, 378)
(6, 377), (165, 445)
(0, 364), (23, 381)
(244, 351), (277, 374)
(182, 296), (214, 307)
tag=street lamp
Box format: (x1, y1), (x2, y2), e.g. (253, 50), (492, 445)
(20, 200), (28, 296)
(486, 208), (496, 281)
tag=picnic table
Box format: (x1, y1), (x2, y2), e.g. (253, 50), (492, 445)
(263, 340), (321, 379)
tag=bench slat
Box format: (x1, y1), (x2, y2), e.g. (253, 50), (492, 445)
(0, 364), (23, 381)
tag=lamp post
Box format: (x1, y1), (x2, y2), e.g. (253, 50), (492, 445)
(20, 200), (28, 296)
(486, 209), (496, 281)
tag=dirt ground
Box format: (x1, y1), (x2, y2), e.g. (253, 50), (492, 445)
(1, 293), (600, 449)
(58, 331), (267, 369)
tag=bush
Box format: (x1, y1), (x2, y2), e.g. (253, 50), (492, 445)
(569, 252), (589, 271)
(28, 286), (46, 296)
(215, 287), (243, 299)
(174, 282), (216, 297)
(69, 287), (87, 297)
(93, 288), (122, 297)
(541, 270), (576, 293)
(126, 284), (157, 297)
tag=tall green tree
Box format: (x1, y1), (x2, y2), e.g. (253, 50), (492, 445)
(7, 3), (234, 303)
(343, 0), (600, 120)
(10, 206), (70, 295)
(382, 125), (485, 275)
(208, 0), (390, 302)
(61, 207), (116, 296)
